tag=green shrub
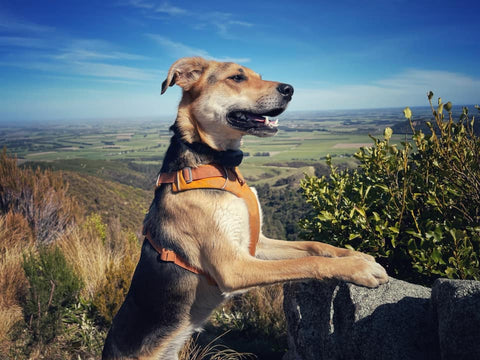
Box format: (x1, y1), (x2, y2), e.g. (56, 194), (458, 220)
(61, 297), (106, 355)
(82, 213), (107, 244)
(300, 93), (480, 285)
(22, 246), (82, 344)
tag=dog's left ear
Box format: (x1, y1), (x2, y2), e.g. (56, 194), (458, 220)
(161, 57), (208, 94)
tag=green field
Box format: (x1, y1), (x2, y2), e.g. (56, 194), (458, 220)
(1, 107), (420, 187)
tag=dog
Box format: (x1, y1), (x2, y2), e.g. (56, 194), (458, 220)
(102, 57), (389, 360)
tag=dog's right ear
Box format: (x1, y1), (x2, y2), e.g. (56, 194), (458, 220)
(161, 57), (208, 95)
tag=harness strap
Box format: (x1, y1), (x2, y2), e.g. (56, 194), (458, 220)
(156, 165), (240, 186)
(144, 231), (217, 285)
(146, 164), (260, 284)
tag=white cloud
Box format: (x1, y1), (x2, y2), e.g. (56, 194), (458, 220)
(155, 2), (187, 16)
(70, 61), (161, 81)
(290, 69), (480, 111)
(0, 33), (156, 82)
(54, 39), (150, 61)
(125, 0), (187, 16)
(146, 34), (250, 63)
(124, 0), (155, 10)
(196, 11), (254, 39)
(122, 2), (254, 39)
(0, 11), (54, 33)
(0, 58), (161, 82)
(0, 36), (52, 48)
(146, 34), (210, 58)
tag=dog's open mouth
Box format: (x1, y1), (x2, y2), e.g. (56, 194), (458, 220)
(226, 108), (285, 135)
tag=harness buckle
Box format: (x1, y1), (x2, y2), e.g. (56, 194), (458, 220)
(182, 167), (193, 184)
(160, 249), (176, 262)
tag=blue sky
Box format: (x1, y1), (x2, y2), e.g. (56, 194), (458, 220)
(0, 0), (479, 122)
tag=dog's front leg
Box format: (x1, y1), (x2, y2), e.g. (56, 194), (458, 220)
(208, 252), (388, 293)
(255, 235), (375, 262)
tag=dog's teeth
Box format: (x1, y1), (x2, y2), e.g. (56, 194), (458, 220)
(271, 119), (279, 127)
(265, 116), (270, 125)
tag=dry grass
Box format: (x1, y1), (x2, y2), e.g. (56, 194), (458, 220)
(0, 212), (35, 353)
(0, 149), (81, 244)
(179, 333), (256, 360)
(213, 284), (286, 338)
(57, 221), (111, 300)
(58, 215), (140, 301)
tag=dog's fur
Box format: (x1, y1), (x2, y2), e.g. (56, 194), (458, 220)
(102, 57), (388, 360)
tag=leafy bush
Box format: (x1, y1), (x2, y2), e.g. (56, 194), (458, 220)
(300, 93), (480, 285)
(22, 246), (82, 344)
(256, 184), (310, 240)
(61, 297), (106, 356)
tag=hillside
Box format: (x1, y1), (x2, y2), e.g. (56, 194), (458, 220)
(62, 171), (150, 231)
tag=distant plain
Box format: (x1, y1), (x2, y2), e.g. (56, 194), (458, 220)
(0, 106), (468, 186)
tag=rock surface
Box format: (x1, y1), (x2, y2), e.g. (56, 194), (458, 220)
(283, 277), (480, 360)
(432, 279), (480, 360)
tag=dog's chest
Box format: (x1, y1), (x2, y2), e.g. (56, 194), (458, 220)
(213, 192), (254, 255)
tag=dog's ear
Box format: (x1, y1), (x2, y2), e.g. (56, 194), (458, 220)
(161, 57), (208, 94)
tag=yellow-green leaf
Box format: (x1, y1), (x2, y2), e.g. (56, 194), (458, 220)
(384, 127), (393, 141)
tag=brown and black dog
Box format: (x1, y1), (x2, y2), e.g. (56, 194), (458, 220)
(102, 57), (388, 360)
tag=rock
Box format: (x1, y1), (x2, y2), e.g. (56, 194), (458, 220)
(283, 278), (438, 360)
(432, 279), (480, 360)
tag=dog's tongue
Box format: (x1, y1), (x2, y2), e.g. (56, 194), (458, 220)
(249, 114), (266, 122)
(250, 115), (279, 126)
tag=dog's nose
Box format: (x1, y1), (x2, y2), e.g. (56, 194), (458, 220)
(277, 83), (294, 99)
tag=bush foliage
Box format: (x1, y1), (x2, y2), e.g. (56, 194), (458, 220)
(300, 93), (480, 285)
(22, 246), (82, 344)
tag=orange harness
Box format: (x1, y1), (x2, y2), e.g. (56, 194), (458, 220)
(144, 164), (260, 284)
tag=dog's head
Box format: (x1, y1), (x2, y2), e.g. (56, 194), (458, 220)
(161, 57), (293, 150)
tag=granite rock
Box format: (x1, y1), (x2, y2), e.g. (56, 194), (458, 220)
(283, 277), (438, 360)
(432, 279), (480, 360)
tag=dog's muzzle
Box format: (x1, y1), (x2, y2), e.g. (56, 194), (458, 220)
(226, 83), (294, 137)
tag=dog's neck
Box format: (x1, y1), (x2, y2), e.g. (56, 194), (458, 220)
(175, 106), (243, 152)
(160, 124), (243, 173)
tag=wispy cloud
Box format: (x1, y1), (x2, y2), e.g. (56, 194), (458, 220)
(146, 34), (209, 58)
(0, 58), (161, 81)
(199, 11), (253, 39)
(0, 36), (52, 48)
(70, 61), (161, 81)
(125, 0), (187, 16)
(54, 39), (150, 61)
(0, 23), (155, 82)
(146, 34), (250, 63)
(122, 2), (253, 39)
(291, 69), (480, 111)
(155, 2), (187, 15)
(0, 11), (53, 33)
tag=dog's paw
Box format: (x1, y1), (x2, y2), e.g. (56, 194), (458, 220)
(334, 257), (389, 288)
(337, 248), (376, 263)
(352, 251), (376, 263)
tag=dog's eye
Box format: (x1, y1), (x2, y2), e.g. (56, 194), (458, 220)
(229, 74), (247, 83)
